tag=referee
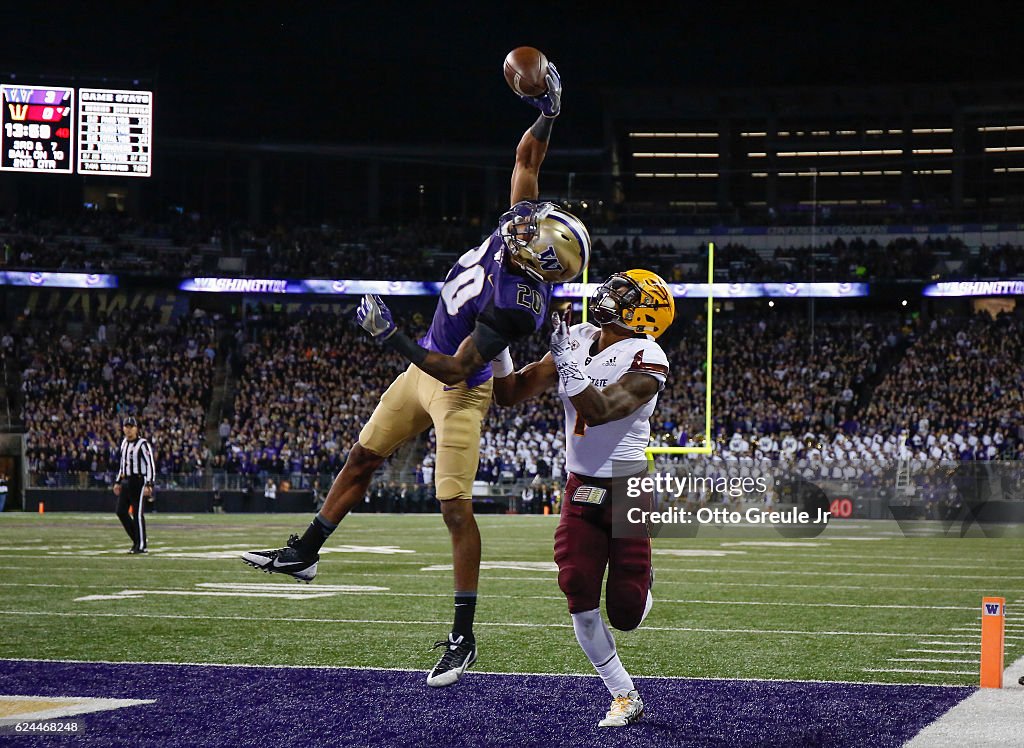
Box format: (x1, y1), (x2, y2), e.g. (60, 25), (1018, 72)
(113, 416), (155, 554)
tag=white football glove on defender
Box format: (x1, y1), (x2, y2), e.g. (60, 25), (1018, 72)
(549, 309), (589, 396)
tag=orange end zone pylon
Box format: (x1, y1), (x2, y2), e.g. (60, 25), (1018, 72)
(980, 596), (1005, 688)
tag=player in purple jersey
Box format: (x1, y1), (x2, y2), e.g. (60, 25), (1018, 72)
(243, 61), (591, 687)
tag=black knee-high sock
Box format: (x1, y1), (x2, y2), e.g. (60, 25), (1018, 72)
(295, 513), (337, 559)
(453, 591), (477, 643)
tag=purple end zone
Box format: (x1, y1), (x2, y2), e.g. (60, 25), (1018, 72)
(0, 660), (971, 748)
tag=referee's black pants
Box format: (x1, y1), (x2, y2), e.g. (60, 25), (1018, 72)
(116, 476), (147, 551)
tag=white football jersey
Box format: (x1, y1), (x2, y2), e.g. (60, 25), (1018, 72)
(558, 323), (670, 478)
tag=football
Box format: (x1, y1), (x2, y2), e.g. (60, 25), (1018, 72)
(503, 47), (548, 97)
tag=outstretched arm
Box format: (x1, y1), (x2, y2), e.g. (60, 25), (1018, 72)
(356, 295), (518, 386)
(510, 64), (562, 206)
(492, 352), (558, 406)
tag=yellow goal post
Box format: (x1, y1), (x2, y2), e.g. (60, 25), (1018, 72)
(580, 242), (715, 462)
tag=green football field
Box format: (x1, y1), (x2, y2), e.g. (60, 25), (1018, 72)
(0, 512), (1021, 687)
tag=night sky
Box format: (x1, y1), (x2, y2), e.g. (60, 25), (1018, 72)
(3, 3), (1023, 148)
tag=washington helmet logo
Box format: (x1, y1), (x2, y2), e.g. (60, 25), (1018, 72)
(538, 246), (563, 272)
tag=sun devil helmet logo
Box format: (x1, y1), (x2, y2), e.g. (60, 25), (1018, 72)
(537, 246), (564, 272)
(591, 269), (676, 339)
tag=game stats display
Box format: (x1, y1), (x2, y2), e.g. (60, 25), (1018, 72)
(0, 84), (152, 176)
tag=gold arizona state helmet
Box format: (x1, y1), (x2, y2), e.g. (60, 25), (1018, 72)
(591, 269), (675, 338)
(499, 201), (591, 283)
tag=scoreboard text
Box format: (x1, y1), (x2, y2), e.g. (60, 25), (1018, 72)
(79, 88), (152, 176)
(0, 85), (74, 173)
(0, 83), (153, 176)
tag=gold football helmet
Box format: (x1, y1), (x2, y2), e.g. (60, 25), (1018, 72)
(499, 201), (591, 283)
(591, 269), (675, 338)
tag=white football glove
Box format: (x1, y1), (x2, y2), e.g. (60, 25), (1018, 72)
(549, 309), (588, 396)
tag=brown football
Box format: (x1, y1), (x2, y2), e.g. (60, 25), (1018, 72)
(503, 47), (548, 97)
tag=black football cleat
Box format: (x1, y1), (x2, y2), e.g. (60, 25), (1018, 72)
(426, 633), (477, 687)
(241, 534), (318, 582)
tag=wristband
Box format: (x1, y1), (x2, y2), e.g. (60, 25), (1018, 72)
(530, 113), (555, 141)
(491, 348), (515, 378)
(384, 331), (429, 367)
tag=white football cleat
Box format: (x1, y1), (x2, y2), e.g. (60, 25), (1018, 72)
(598, 690), (644, 728)
(241, 534), (318, 582)
(426, 633), (477, 687)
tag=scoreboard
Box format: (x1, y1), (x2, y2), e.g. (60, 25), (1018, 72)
(0, 83), (152, 176)
(78, 88), (152, 176)
(0, 85), (74, 173)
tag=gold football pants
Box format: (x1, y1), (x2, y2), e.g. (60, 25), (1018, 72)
(359, 365), (492, 500)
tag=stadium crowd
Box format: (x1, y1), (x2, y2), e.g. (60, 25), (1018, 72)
(217, 309), (413, 480)
(3, 212), (1022, 282)
(866, 311), (1024, 461)
(15, 307), (217, 486)
(11, 294), (1023, 506)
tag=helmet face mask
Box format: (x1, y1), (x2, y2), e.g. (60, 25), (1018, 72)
(499, 201), (590, 283)
(591, 269), (675, 339)
(592, 275), (642, 329)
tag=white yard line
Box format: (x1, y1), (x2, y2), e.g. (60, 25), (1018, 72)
(650, 599), (976, 610)
(0, 556), (443, 564)
(905, 655), (1024, 747)
(0, 657), (973, 689)
(0, 609), (978, 639)
(0, 571), (1015, 598)
(952, 625), (1024, 632)
(0, 570), (994, 613)
(887, 658), (978, 664)
(917, 641), (982, 647)
(635, 567), (1024, 581)
(862, 668), (977, 676)
(917, 635), (1024, 641)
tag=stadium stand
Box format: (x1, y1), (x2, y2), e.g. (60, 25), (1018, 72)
(15, 307), (217, 487)
(7, 284), (1022, 510)
(6, 208), (1015, 505)
(220, 309), (411, 482)
(3, 212), (1022, 281)
(866, 311), (1024, 460)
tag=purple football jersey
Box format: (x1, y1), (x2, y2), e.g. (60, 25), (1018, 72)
(419, 232), (551, 387)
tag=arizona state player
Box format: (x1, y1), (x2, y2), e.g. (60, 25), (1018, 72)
(243, 62), (591, 688)
(492, 269), (674, 728)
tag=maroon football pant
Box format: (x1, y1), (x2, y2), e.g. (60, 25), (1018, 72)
(554, 472), (651, 631)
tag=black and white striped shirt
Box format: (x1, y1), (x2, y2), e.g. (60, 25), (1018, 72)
(118, 437), (156, 485)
